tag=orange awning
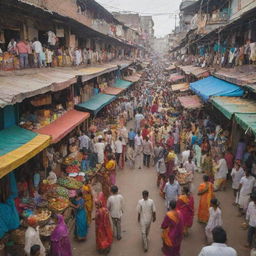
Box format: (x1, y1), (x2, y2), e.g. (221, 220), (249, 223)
(171, 83), (189, 92)
(102, 87), (124, 95)
(36, 110), (90, 143)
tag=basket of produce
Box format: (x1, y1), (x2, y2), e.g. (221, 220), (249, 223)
(48, 197), (69, 213)
(55, 186), (69, 198)
(29, 209), (52, 226)
(57, 177), (83, 190)
(39, 224), (56, 238)
(36, 199), (48, 208)
(176, 171), (192, 185)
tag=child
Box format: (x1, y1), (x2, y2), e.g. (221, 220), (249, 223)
(205, 198), (222, 243)
(40, 48), (46, 67)
(45, 48), (53, 67)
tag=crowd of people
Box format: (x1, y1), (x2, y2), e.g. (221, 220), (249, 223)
(0, 37), (134, 70)
(22, 57), (256, 256)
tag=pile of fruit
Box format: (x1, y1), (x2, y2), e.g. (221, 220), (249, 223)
(66, 160), (80, 174)
(48, 197), (69, 212)
(32, 209), (52, 222)
(57, 177), (83, 190)
(55, 186), (69, 198)
(176, 172), (192, 185)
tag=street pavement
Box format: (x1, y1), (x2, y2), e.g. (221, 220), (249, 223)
(72, 164), (249, 256)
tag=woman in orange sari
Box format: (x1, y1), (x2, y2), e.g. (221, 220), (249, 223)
(161, 200), (184, 256)
(176, 186), (194, 236)
(95, 200), (113, 254)
(197, 175), (214, 223)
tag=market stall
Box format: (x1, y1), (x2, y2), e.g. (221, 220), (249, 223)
(178, 95), (202, 109)
(112, 79), (133, 89)
(171, 83), (189, 92)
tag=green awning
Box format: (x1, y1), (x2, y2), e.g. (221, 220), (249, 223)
(211, 97), (256, 120)
(235, 113), (256, 136)
(0, 126), (50, 178)
(75, 93), (116, 115)
(113, 79), (133, 89)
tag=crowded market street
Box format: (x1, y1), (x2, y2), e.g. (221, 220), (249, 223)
(71, 122), (248, 256)
(2, 1), (256, 256)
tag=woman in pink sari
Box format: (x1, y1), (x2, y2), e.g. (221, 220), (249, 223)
(176, 186), (194, 236)
(95, 200), (113, 254)
(161, 200), (184, 256)
(50, 214), (73, 256)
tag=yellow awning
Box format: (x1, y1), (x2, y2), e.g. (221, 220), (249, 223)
(0, 133), (50, 178)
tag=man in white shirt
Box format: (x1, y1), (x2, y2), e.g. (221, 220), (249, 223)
(246, 194), (256, 247)
(184, 157), (196, 174)
(107, 185), (124, 240)
(163, 175), (180, 210)
(78, 131), (90, 152)
(115, 137), (123, 168)
(135, 110), (144, 132)
(137, 190), (156, 252)
(135, 131), (143, 169)
(214, 153), (229, 191)
(198, 226), (237, 256)
(32, 37), (43, 68)
(238, 170), (256, 213)
(181, 147), (191, 164)
(94, 137), (105, 164)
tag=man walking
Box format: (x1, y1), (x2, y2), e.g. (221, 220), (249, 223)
(163, 175), (180, 210)
(107, 185), (124, 240)
(137, 190), (156, 252)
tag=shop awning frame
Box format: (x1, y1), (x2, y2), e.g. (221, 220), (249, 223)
(113, 79), (133, 89)
(171, 83), (189, 92)
(102, 87), (124, 95)
(178, 95), (202, 109)
(211, 96), (256, 120)
(235, 113), (256, 136)
(0, 126), (50, 178)
(35, 110), (90, 143)
(75, 93), (116, 115)
(190, 76), (244, 101)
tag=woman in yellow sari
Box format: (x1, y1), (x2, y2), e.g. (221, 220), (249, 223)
(105, 154), (117, 186)
(82, 180), (93, 224)
(197, 175), (214, 223)
(179, 128), (188, 153)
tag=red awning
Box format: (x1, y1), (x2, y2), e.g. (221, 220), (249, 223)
(169, 75), (185, 83)
(36, 110), (90, 143)
(178, 95), (202, 109)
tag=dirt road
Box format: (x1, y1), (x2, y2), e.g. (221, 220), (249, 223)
(72, 164), (249, 256)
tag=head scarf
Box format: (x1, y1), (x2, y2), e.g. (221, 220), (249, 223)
(51, 214), (69, 241)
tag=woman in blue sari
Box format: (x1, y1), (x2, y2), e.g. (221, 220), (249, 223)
(71, 191), (88, 241)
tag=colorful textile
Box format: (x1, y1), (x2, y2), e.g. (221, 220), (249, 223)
(50, 215), (73, 256)
(176, 195), (194, 229)
(161, 210), (184, 256)
(82, 185), (93, 224)
(198, 182), (214, 223)
(95, 203), (113, 252)
(74, 198), (88, 239)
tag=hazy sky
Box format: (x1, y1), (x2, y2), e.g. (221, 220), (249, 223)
(96, 0), (182, 38)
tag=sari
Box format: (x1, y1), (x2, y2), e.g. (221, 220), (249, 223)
(73, 198), (88, 239)
(82, 185), (93, 224)
(201, 155), (214, 182)
(161, 210), (184, 256)
(50, 215), (73, 256)
(176, 195), (194, 234)
(197, 182), (214, 223)
(105, 159), (117, 185)
(95, 201), (113, 254)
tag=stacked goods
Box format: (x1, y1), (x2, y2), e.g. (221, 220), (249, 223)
(176, 170), (193, 185)
(57, 177), (83, 190)
(48, 197), (69, 213)
(55, 186), (69, 198)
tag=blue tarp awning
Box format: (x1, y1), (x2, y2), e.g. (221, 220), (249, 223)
(75, 94), (116, 115)
(190, 76), (244, 101)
